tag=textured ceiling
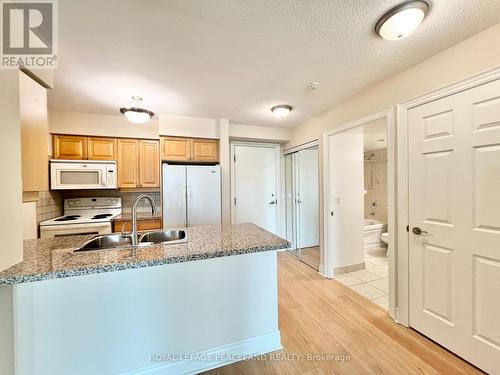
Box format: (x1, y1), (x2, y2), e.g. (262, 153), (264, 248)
(49, 0), (500, 128)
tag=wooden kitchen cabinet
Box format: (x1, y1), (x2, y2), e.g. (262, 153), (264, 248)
(117, 139), (139, 188)
(53, 135), (87, 160)
(112, 219), (162, 233)
(162, 136), (191, 161)
(118, 139), (160, 189)
(191, 138), (219, 162)
(88, 137), (117, 160)
(139, 140), (160, 188)
(19, 71), (49, 195)
(161, 136), (219, 162)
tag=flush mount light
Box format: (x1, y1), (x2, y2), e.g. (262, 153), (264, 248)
(271, 104), (292, 118)
(375, 0), (429, 41)
(120, 96), (154, 124)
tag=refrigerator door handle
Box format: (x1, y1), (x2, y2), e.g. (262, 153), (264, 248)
(186, 186), (191, 226)
(182, 185), (187, 227)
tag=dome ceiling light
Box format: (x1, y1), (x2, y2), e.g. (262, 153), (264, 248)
(271, 104), (292, 119)
(375, 1), (429, 41)
(120, 96), (154, 124)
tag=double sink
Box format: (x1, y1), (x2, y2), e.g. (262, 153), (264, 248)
(75, 230), (187, 252)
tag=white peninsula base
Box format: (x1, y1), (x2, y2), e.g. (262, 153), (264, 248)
(0, 251), (281, 375)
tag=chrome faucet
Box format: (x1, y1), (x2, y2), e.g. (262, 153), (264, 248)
(123, 194), (157, 246)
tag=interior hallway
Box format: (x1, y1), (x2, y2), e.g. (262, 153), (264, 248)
(206, 252), (481, 375)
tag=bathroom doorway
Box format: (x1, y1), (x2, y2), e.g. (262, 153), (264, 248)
(285, 143), (320, 270)
(323, 109), (395, 314)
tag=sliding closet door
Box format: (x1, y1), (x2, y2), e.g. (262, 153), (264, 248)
(286, 146), (320, 269)
(298, 148), (319, 249)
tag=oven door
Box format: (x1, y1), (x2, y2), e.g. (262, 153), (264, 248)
(40, 222), (112, 238)
(51, 162), (108, 190)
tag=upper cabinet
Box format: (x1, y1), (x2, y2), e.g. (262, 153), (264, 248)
(53, 135), (87, 160)
(191, 138), (219, 162)
(139, 140), (160, 188)
(19, 72), (49, 194)
(88, 137), (117, 160)
(161, 136), (219, 163)
(162, 137), (191, 161)
(117, 139), (139, 188)
(53, 135), (117, 160)
(117, 139), (160, 189)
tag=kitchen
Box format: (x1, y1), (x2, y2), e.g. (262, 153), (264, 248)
(2, 69), (292, 375)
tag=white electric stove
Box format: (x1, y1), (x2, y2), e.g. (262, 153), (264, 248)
(39, 197), (122, 238)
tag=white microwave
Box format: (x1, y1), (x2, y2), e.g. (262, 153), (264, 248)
(50, 160), (117, 190)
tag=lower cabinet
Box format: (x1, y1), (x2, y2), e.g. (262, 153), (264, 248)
(112, 219), (162, 233)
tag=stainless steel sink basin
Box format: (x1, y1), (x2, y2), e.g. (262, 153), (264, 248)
(74, 230), (187, 252)
(139, 230), (187, 245)
(75, 234), (133, 252)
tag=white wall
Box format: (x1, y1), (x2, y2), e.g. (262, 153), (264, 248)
(0, 71), (23, 272)
(229, 123), (291, 143)
(159, 114), (218, 139)
(218, 119), (231, 224)
(49, 110), (159, 139)
(329, 127), (364, 268)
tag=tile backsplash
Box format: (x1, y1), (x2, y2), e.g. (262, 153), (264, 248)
(36, 191), (63, 223)
(364, 149), (387, 223)
(61, 189), (161, 213)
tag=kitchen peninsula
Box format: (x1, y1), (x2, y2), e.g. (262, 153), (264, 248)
(0, 224), (289, 375)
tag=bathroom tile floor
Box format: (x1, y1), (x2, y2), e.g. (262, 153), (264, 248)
(333, 250), (389, 310)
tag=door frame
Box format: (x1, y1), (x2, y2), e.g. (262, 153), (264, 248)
(322, 108), (396, 319)
(397, 66), (500, 327)
(230, 141), (283, 235)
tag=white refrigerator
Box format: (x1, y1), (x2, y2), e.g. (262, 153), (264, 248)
(162, 164), (221, 227)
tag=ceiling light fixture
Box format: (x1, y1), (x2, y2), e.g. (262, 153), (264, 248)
(120, 96), (154, 124)
(375, 0), (429, 41)
(271, 104), (292, 118)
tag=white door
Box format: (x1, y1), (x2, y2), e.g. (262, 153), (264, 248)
(298, 148), (319, 248)
(186, 166), (221, 226)
(408, 79), (500, 374)
(328, 127), (365, 268)
(162, 164), (186, 228)
(232, 144), (278, 234)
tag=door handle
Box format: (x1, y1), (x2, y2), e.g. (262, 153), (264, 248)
(412, 227), (428, 235)
(269, 200), (277, 205)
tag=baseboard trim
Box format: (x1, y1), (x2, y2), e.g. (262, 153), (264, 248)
(121, 331), (282, 375)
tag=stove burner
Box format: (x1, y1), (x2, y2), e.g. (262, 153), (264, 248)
(54, 215), (81, 222)
(91, 213), (113, 220)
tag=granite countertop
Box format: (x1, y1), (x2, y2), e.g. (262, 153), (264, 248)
(0, 224), (290, 285)
(111, 212), (162, 222)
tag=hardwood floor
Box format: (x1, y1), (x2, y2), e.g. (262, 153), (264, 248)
(205, 252), (482, 375)
(295, 246), (320, 270)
